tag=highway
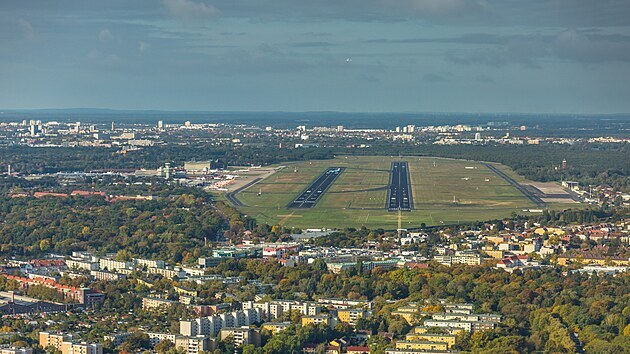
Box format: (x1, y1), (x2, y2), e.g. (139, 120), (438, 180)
(387, 161), (413, 211)
(288, 167), (345, 208)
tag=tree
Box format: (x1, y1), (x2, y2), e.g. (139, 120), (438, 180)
(39, 239), (51, 252)
(154, 340), (174, 354)
(120, 332), (151, 352)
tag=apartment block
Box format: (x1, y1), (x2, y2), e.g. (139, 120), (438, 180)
(39, 332), (73, 350)
(336, 309), (369, 326)
(0, 347), (33, 354)
(98, 259), (132, 272)
(219, 327), (260, 347)
(66, 259), (98, 271)
(60, 342), (102, 354)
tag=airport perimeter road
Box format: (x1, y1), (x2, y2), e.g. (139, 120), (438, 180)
(288, 167), (345, 208)
(387, 161), (413, 211)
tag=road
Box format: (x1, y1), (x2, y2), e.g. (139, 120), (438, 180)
(387, 161), (413, 211)
(288, 167), (345, 209)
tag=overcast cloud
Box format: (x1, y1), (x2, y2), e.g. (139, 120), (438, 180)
(0, 0), (629, 113)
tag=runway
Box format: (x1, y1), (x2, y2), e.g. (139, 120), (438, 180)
(287, 167), (345, 208)
(387, 161), (413, 211)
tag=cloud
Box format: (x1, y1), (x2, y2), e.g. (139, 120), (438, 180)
(18, 18), (36, 40)
(139, 41), (151, 53)
(444, 30), (630, 68)
(406, 0), (491, 16)
(366, 33), (512, 45)
(192, 0), (492, 23)
(359, 74), (380, 83)
(422, 73), (447, 82)
(87, 50), (123, 67)
(474, 75), (495, 83)
(162, 0), (221, 20)
(181, 43), (312, 75)
(98, 29), (114, 42)
(553, 29), (630, 63)
(290, 41), (334, 48)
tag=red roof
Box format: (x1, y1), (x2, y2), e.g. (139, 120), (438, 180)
(406, 262), (429, 269)
(34, 192), (68, 198)
(71, 190), (106, 197)
(347, 346), (370, 352)
(30, 259), (66, 267)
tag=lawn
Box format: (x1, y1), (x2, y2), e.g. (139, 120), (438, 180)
(230, 156), (573, 229)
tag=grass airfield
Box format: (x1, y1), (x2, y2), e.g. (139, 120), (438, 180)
(232, 156), (570, 229)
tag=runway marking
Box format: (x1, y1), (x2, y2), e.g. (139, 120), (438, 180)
(287, 167), (345, 209)
(387, 161), (413, 211)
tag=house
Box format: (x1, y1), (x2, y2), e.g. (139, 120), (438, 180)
(347, 346), (370, 354)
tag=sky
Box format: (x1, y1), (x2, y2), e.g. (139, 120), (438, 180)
(1, 0), (630, 113)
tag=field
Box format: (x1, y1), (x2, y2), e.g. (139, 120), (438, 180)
(230, 156), (574, 229)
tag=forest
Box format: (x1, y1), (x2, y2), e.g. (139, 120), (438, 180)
(0, 193), (227, 263)
(0, 141), (627, 192)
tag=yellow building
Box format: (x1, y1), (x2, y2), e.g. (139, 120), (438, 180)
(142, 297), (176, 311)
(414, 324), (467, 335)
(535, 227), (565, 236)
(136, 278), (154, 288)
(302, 315), (336, 329)
(405, 334), (456, 348)
(60, 342), (102, 354)
(40, 333), (101, 354)
(174, 286), (198, 297)
(262, 322), (291, 334)
(395, 341), (448, 351)
(557, 256), (629, 266)
(484, 249), (506, 259)
(39, 333), (71, 350)
(337, 309), (369, 326)
(411, 326), (428, 334)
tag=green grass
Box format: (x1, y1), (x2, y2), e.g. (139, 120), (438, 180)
(228, 156), (575, 229)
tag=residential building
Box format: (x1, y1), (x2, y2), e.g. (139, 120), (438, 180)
(302, 315), (337, 329)
(66, 259), (98, 271)
(98, 258), (132, 272)
(219, 327), (260, 347)
(142, 297), (177, 311)
(39, 332), (73, 350)
(174, 336), (212, 354)
(0, 347), (33, 354)
(60, 342), (102, 354)
(134, 258), (165, 269)
(346, 347), (370, 354)
(395, 341), (448, 351)
(404, 334), (456, 348)
(337, 309), (369, 326)
(147, 333), (176, 347)
(90, 270), (126, 281)
(261, 322), (291, 335)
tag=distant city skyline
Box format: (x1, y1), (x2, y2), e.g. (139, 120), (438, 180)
(1, 1), (630, 113)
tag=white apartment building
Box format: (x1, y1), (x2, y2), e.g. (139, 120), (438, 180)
(99, 258), (132, 272)
(134, 258), (165, 269)
(66, 259), (99, 271)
